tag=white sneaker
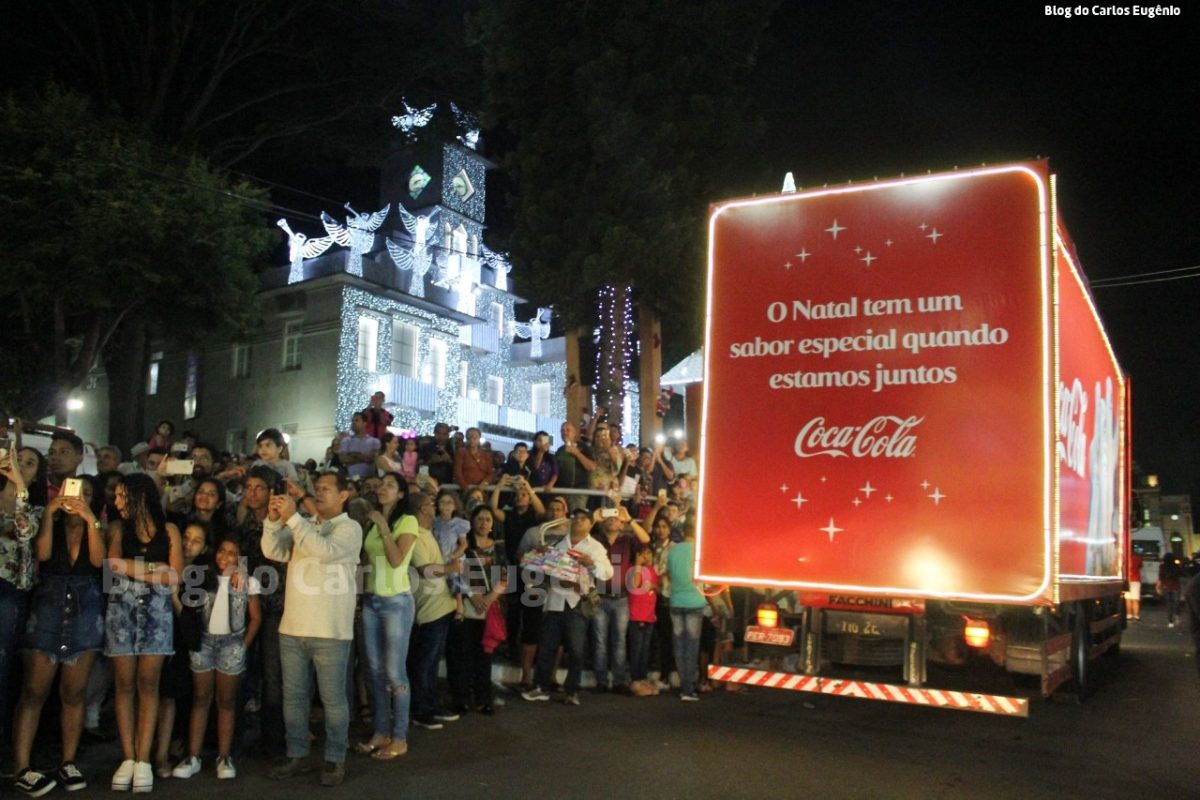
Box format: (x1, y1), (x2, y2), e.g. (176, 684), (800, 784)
(171, 757), (201, 779)
(216, 757), (236, 780)
(132, 762), (153, 793)
(112, 760), (136, 792)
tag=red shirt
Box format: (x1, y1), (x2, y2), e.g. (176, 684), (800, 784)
(629, 566), (658, 623)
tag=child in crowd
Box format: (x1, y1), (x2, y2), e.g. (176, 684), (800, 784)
(627, 545), (659, 694)
(251, 428), (299, 483)
(154, 522), (211, 777)
(400, 436), (419, 481)
(173, 534), (261, 780)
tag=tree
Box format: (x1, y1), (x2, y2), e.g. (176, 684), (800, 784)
(474, 0), (777, 425)
(0, 86), (273, 434)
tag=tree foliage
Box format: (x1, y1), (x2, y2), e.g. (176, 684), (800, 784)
(0, 86), (273, 420)
(1, 0), (480, 171)
(474, 0), (778, 352)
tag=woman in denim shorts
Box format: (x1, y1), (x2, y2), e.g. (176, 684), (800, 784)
(105, 473), (183, 793)
(11, 481), (106, 794)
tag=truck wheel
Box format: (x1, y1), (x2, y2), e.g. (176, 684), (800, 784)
(1069, 605), (1092, 699)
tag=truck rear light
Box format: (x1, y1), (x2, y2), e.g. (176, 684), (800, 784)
(963, 618), (990, 648)
(756, 603), (780, 628)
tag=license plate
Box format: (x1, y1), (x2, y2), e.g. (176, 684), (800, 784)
(745, 625), (795, 646)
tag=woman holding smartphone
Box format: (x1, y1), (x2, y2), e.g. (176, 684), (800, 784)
(10, 482), (105, 795)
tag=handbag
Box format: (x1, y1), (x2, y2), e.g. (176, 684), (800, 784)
(482, 599), (508, 654)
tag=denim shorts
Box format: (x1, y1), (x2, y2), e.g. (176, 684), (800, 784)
(24, 575), (104, 665)
(190, 631), (247, 675)
(104, 582), (174, 657)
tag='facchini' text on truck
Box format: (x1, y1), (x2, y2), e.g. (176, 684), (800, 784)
(697, 161), (1129, 717)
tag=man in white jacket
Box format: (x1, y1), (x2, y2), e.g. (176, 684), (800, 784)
(260, 472), (362, 787)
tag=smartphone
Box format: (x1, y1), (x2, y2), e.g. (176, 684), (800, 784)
(171, 441), (189, 455)
(418, 465), (430, 477)
(165, 458), (194, 476)
(0, 435), (11, 458)
(601, 507), (618, 519)
(62, 477), (83, 499)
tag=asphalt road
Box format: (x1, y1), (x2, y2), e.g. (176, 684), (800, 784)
(33, 604), (1198, 799)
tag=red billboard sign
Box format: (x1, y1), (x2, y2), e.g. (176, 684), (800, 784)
(697, 163), (1057, 601)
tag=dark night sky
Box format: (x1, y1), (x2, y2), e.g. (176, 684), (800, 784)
(747, 3), (1198, 500)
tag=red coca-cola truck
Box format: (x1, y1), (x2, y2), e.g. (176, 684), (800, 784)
(697, 161), (1129, 716)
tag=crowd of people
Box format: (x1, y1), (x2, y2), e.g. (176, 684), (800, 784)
(0, 398), (733, 794)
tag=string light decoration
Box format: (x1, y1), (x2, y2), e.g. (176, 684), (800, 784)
(334, 287), (462, 433)
(512, 307), (553, 358)
(594, 285), (635, 427)
(391, 99), (437, 141)
(441, 145), (486, 223)
(277, 218), (335, 284)
(321, 203), (390, 277)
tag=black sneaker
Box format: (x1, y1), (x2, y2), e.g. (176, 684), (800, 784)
(56, 762), (87, 792)
(14, 768), (57, 798)
(431, 707), (460, 722)
(411, 714), (444, 730)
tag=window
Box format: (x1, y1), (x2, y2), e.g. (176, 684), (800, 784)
(427, 339), (447, 389)
(231, 345), (250, 379)
(391, 321), (417, 378)
(281, 320), (303, 370)
(183, 355), (200, 420)
(459, 360), (470, 398)
(531, 382), (551, 415)
(357, 315), (379, 371)
(486, 375), (504, 406)
(146, 360), (160, 396)
(226, 428), (247, 457)
(490, 302), (505, 336)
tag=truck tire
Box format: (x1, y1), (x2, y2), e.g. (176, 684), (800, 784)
(1069, 604), (1092, 699)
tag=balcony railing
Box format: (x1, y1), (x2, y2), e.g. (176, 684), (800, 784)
(373, 373), (439, 414)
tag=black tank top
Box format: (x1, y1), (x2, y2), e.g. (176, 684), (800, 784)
(121, 523), (171, 563)
(42, 520), (101, 578)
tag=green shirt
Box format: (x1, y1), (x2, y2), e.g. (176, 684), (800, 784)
(666, 540), (707, 609)
(363, 514), (418, 597)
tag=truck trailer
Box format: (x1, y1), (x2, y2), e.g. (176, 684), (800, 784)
(697, 161), (1129, 717)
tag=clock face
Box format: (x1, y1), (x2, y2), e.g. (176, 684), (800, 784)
(452, 168), (475, 201)
(408, 165), (432, 199)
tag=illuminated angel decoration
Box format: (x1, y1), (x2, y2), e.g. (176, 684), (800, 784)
(277, 218), (335, 284)
(321, 203), (390, 277)
(512, 307), (553, 359)
(450, 102), (480, 150)
(480, 244), (513, 292)
(391, 100), (437, 142)
(387, 207), (440, 297)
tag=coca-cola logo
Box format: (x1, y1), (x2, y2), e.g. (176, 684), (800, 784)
(794, 415), (924, 458)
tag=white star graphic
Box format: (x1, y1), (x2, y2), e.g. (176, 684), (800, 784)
(784, 260), (793, 270)
(796, 248), (811, 262)
(854, 245), (863, 254)
(820, 476), (828, 483)
(851, 497), (862, 507)
(859, 481), (877, 498)
(928, 487), (945, 505)
(885, 494), (894, 503)
(792, 492), (808, 510)
(780, 484), (789, 493)
(825, 219), (846, 239)
(861, 251), (877, 267)
(920, 480), (931, 490)
(820, 518), (844, 542)
(926, 228), (943, 244)
(918, 222), (928, 231)
(885, 239), (894, 247)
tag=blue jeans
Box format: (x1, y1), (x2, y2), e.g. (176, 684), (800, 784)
(361, 593), (415, 739)
(0, 580), (30, 740)
(628, 621), (654, 681)
(534, 606), (589, 694)
(408, 611), (452, 719)
(671, 607), (705, 695)
(592, 595), (630, 687)
(279, 635), (352, 762)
